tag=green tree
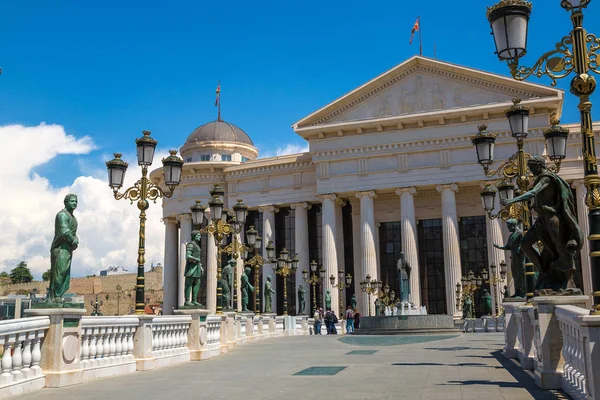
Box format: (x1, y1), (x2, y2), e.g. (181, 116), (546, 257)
(42, 269), (51, 282)
(0, 272), (8, 279)
(10, 262), (33, 284)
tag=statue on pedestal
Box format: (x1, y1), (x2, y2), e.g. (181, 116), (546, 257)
(501, 156), (583, 294)
(241, 266), (254, 312)
(184, 230), (204, 307)
(49, 194), (79, 302)
(493, 219), (525, 298)
(462, 295), (473, 319)
(222, 259), (235, 309)
(264, 276), (275, 313)
(325, 290), (331, 310)
(351, 294), (357, 310)
(297, 284), (308, 315)
(397, 252), (412, 303)
(481, 289), (492, 316)
(374, 298), (381, 316)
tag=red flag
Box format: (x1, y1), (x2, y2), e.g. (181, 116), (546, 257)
(215, 83), (221, 106)
(409, 17), (420, 44)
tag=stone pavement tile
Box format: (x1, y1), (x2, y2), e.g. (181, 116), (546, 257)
(420, 386), (463, 400)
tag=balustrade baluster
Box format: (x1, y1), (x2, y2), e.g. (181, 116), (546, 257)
(108, 329), (116, 358)
(30, 332), (42, 375)
(1, 336), (14, 383)
(81, 328), (90, 362)
(127, 328), (134, 356)
(115, 328), (123, 358)
(11, 335), (22, 378)
(21, 334), (32, 375)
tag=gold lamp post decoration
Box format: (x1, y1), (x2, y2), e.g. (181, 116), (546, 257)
(457, 270), (483, 318)
(330, 270), (353, 317)
(359, 275), (383, 316)
(272, 248), (299, 316)
(244, 227), (269, 314)
(485, 0), (600, 313)
(188, 187), (250, 315)
(106, 130), (183, 315)
(375, 283), (396, 315)
(303, 260), (326, 315)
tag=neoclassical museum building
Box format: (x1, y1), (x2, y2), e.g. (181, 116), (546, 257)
(152, 56), (596, 318)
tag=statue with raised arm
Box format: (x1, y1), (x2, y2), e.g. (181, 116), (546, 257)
(501, 156), (583, 294)
(264, 276), (275, 313)
(241, 266), (254, 312)
(297, 284), (309, 315)
(184, 230), (203, 307)
(49, 194), (79, 301)
(222, 259), (235, 309)
(494, 219), (525, 298)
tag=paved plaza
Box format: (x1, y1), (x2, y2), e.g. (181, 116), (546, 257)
(14, 332), (566, 400)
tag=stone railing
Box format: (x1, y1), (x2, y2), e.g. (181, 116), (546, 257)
(556, 305), (594, 400)
(205, 316), (221, 355)
(0, 316), (49, 398)
(149, 316), (191, 366)
(80, 316), (138, 381)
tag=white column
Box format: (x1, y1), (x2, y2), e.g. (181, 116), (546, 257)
(396, 187), (421, 307)
(356, 190), (378, 316)
(178, 215), (192, 308)
(350, 199), (363, 314)
(206, 229), (217, 313)
(486, 216), (504, 316)
(573, 179), (593, 306)
(260, 205), (278, 314)
(436, 184), (462, 317)
(320, 194), (339, 314)
(335, 199), (346, 310)
(163, 218), (179, 315)
(291, 202), (311, 314)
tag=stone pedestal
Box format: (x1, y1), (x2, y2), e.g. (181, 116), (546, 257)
(514, 305), (535, 370)
(218, 315), (228, 354)
(532, 295), (588, 390)
(295, 315), (309, 335)
(482, 316), (496, 332)
(173, 309), (210, 361)
(502, 299), (526, 359)
(224, 312), (237, 350)
(262, 313), (276, 337)
(25, 308), (85, 388)
(579, 314), (600, 398)
(133, 315), (156, 371)
(283, 316), (295, 336)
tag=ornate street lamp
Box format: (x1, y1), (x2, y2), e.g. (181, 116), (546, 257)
(273, 248), (298, 316)
(106, 130), (183, 314)
(331, 270), (353, 316)
(486, 0), (600, 314)
(304, 260), (323, 314)
(244, 227), (265, 315)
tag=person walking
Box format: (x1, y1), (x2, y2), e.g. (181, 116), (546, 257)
(324, 309), (333, 334)
(345, 306), (355, 333)
(330, 310), (338, 334)
(354, 309), (361, 330)
(313, 308), (322, 335)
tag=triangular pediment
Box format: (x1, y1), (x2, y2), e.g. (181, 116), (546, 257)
(293, 56), (563, 129)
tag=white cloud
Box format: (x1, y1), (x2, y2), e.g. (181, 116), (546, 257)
(259, 142), (309, 159)
(0, 124), (166, 280)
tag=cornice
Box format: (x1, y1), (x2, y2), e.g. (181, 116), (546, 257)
(225, 160), (314, 178)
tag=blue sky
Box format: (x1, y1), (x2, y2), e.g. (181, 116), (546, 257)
(1, 1), (599, 187)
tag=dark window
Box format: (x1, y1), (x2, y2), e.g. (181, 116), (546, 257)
(342, 203), (355, 309)
(221, 154), (232, 162)
(276, 208), (296, 315)
(418, 219), (446, 315)
(200, 155), (210, 161)
(378, 222), (402, 294)
(458, 216), (489, 317)
(244, 210), (263, 312)
(308, 204), (323, 310)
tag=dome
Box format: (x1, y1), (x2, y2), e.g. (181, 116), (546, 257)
(185, 120), (253, 146)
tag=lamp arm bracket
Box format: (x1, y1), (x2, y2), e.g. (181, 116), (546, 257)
(586, 33), (600, 74)
(483, 158), (517, 179)
(113, 180), (142, 203)
(146, 181), (172, 202)
(509, 35), (574, 86)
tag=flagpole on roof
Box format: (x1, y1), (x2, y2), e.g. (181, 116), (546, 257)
(418, 17), (422, 56)
(215, 81), (221, 121)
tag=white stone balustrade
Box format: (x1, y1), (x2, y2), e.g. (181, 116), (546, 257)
(275, 316), (284, 336)
(205, 316), (222, 358)
(80, 316), (138, 381)
(0, 316), (49, 398)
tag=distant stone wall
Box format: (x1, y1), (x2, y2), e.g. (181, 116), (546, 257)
(0, 267), (164, 316)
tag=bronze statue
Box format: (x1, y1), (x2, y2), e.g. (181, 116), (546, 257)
(49, 194), (79, 301)
(351, 294), (357, 310)
(222, 259), (235, 309)
(325, 290), (331, 310)
(462, 295), (473, 319)
(397, 252), (411, 303)
(264, 276), (275, 313)
(297, 284), (308, 315)
(494, 219), (525, 298)
(501, 156), (583, 294)
(241, 266), (254, 312)
(184, 230), (203, 307)
(481, 289), (493, 316)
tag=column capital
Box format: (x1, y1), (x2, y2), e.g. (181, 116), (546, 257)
(436, 183), (458, 193)
(163, 216), (178, 224)
(258, 205), (279, 213)
(571, 179), (585, 189)
(335, 198), (347, 207)
(355, 190), (377, 200)
(290, 202), (312, 210)
(395, 187), (417, 196)
(317, 193), (337, 202)
(177, 213), (192, 222)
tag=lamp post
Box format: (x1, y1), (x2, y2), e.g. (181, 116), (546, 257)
(459, 270), (483, 318)
(330, 271), (353, 317)
(272, 249), (298, 316)
(485, 0), (600, 313)
(244, 226), (267, 314)
(303, 260), (325, 315)
(188, 189), (249, 314)
(484, 262), (508, 316)
(359, 275), (382, 316)
(106, 130), (183, 315)
(90, 294), (103, 316)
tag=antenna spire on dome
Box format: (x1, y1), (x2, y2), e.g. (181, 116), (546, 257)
(215, 81), (221, 121)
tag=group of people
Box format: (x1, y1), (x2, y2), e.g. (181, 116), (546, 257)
(313, 306), (361, 335)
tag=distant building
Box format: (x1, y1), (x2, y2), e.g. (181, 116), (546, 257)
(99, 266), (130, 276)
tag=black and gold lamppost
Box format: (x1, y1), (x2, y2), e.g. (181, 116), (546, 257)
(330, 271), (353, 316)
(244, 226), (270, 314)
(90, 294), (103, 316)
(106, 130), (183, 315)
(359, 275), (383, 316)
(483, 262), (508, 315)
(303, 260), (326, 314)
(272, 248), (299, 316)
(485, 0), (600, 313)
